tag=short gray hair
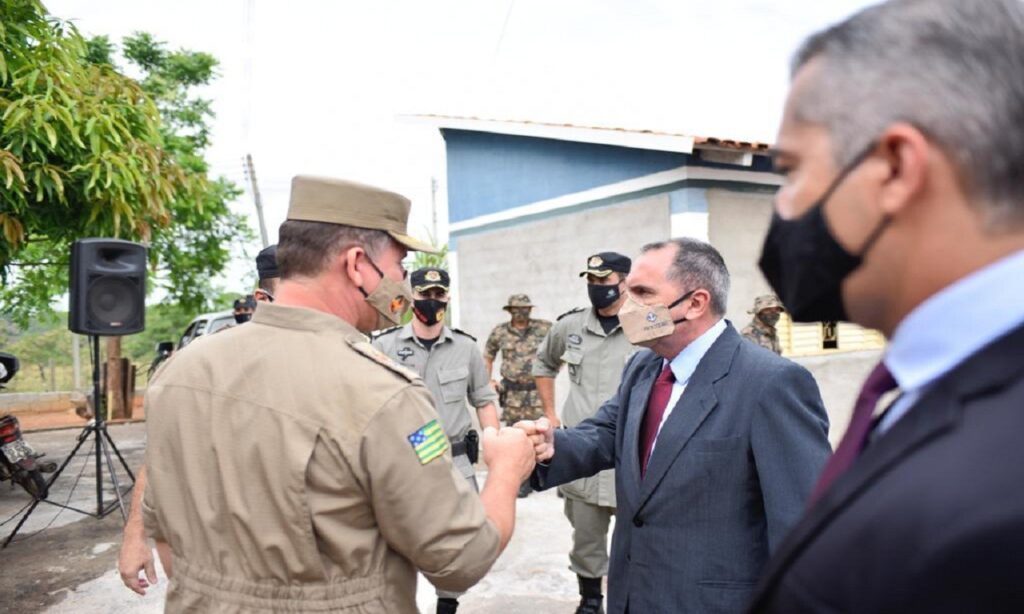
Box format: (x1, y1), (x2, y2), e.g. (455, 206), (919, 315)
(277, 221), (392, 279)
(642, 238), (730, 316)
(791, 0), (1024, 228)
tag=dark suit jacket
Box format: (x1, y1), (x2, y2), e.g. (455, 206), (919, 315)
(747, 322), (1024, 614)
(533, 323), (831, 614)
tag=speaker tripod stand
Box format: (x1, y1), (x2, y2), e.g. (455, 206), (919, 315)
(3, 335), (136, 548)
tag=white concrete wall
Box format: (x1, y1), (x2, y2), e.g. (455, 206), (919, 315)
(706, 187), (778, 327)
(453, 193), (671, 340)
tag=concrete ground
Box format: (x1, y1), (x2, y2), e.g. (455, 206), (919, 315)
(0, 422), (601, 613)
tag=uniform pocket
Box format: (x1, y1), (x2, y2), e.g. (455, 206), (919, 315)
(561, 349), (583, 384)
(438, 366), (469, 403)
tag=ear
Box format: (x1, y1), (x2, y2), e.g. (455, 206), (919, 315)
(687, 289), (713, 319)
(343, 246), (365, 288)
(875, 123), (930, 217)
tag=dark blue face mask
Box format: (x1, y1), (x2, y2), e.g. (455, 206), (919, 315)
(587, 281), (623, 310)
(758, 143), (890, 323)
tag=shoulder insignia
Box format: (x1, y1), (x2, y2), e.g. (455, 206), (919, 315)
(452, 328), (477, 342)
(370, 325), (401, 341)
(407, 419), (448, 465)
(557, 307), (585, 321)
(348, 339), (420, 382)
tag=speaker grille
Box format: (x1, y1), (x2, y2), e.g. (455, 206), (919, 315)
(86, 276), (140, 329)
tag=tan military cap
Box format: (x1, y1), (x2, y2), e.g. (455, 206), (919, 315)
(287, 175), (438, 253)
(749, 294), (786, 313)
(503, 294), (534, 310)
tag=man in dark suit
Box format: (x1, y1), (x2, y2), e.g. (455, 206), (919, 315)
(519, 238), (831, 613)
(749, 1), (1024, 612)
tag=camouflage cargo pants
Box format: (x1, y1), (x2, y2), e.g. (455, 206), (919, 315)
(501, 388), (544, 424)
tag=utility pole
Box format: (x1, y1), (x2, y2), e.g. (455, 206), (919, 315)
(244, 153), (269, 248)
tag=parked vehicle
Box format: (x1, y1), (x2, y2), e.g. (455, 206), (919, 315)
(0, 353), (57, 500)
(176, 310), (235, 349)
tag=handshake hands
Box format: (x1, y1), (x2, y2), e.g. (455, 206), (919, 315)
(513, 417), (555, 463)
(480, 418), (556, 485)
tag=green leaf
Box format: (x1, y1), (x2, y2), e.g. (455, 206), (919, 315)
(42, 123), (57, 149)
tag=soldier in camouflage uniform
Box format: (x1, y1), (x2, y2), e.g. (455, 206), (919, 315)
(741, 293), (786, 354)
(484, 294), (551, 499)
(484, 294), (552, 424)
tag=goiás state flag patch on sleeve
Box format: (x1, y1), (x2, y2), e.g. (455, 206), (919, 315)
(408, 419), (448, 465)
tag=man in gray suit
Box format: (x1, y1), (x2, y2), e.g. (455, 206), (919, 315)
(519, 238), (831, 613)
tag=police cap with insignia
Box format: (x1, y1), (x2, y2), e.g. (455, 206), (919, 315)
(579, 251), (631, 278)
(256, 244), (279, 281)
(287, 175), (438, 253)
(411, 267), (450, 292)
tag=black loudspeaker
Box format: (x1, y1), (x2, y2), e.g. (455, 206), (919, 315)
(69, 239), (147, 336)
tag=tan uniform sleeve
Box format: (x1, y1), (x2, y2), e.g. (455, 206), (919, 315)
(362, 385), (500, 592)
(532, 319), (566, 378)
(141, 456), (165, 542)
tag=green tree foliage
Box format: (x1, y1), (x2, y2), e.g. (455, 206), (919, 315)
(0, 0), (250, 325)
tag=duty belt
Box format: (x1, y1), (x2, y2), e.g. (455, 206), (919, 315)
(501, 378), (537, 392)
(449, 430), (479, 464)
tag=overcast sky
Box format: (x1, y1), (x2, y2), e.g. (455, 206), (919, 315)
(45, 0), (877, 291)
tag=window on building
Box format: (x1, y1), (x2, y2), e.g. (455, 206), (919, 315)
(776, 314), (885, 356)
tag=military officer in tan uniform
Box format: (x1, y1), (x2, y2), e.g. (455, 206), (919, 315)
(142, 176), (536, 613)
(372, 266), (498, 614)
(532, 251), (637, 614)
(741, 293), (786, 355)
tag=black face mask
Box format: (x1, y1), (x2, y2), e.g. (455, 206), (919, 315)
(588, 282), (622, 310)
(758, 143), (890, 323)
(234, 312), (252, 324)
(413, 298), (447, 326)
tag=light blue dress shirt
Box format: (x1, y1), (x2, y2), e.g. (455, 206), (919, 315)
(878, 248), (1024, 434)
(650, 317), (727, 452)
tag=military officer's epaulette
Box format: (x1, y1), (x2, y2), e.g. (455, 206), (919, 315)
(452, 328), (477, 342)
(557, 307), (585, 321)
(369, 325), (402, 341)
(347, 339), (420, 382)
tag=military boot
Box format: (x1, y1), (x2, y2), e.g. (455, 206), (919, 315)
(576, 575), (605, 614)
(436, 597), (459, 614)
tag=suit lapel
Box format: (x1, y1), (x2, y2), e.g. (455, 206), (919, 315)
(623, 356), (661, 506)
(749, 322), (1024, 610)
(636, 327), (739, 512)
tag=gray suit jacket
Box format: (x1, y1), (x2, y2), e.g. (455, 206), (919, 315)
(533, 323), (831, 614)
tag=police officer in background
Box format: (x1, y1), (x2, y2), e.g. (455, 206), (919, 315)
(372, 266), (500, 614)
(253, 243), (279, 302)
(142, 176), (535, 613)
(532, 252), (637, 614)
(741, 293), (786, 354)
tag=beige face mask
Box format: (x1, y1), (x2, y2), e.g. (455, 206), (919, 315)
(359, 258), (412, 330)
(618, 290), (694, 347)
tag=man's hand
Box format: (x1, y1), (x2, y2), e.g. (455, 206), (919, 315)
(543, 412), (562, 429)
(513, 417), (555, 462)
(118, 529), (157, 596)
(482, 426), (536, 482)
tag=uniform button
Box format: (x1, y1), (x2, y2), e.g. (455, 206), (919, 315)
(633, 517), (644, 527)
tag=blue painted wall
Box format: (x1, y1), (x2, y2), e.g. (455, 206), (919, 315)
(443, 129), (772, 224)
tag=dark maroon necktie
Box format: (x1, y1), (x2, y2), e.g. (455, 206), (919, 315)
(809, 361), (897, 505)
(640, 363), (675, 477)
